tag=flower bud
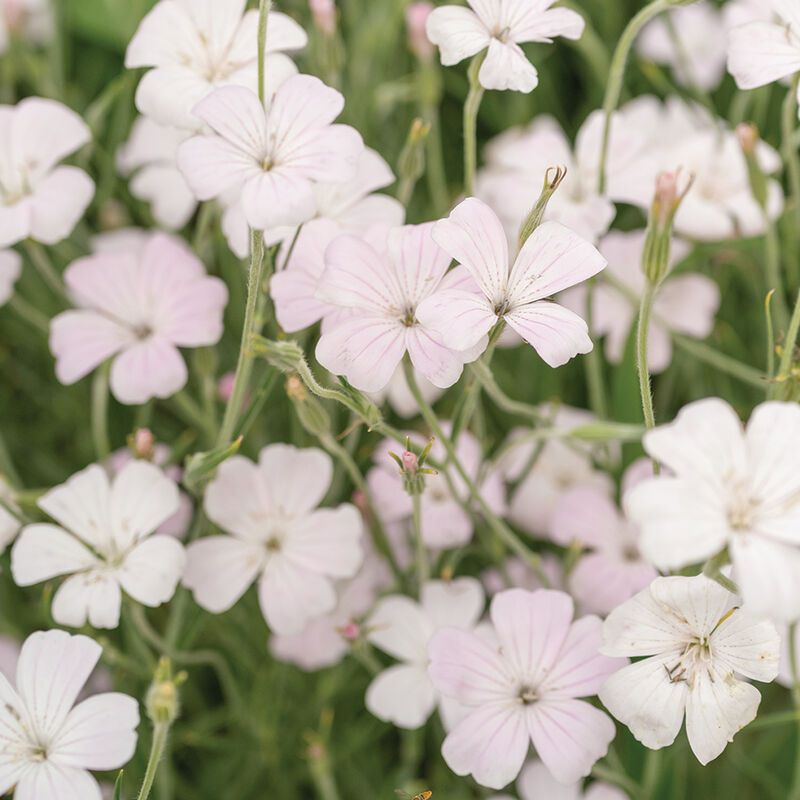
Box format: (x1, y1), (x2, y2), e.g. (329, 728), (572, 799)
(217, 371), (236, 402)
(401, 450), (419, 475)
(250, 335), (305, 373)
(309, 0), (336, 35)
(406, 2), (434, 62)
(642, 170), (692, 285)
(339, 621), (361, 641)
(184, 437), (242, 494)
(736, 123), (768, 210)
(287, 377), (331, 438)
(128, 428), (155, 460)
(4, 1), (23, 32)
(517, 166), (568, 251)
(145, 657), (184, 725)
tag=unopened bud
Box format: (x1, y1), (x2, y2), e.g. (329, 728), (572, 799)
(339, 621), (361, 641)
(250, 335), (305, 373)
(401, 450), (419, 475)
(128, 428), (155, 460)
(145, 657), (183, 724)
(4, 1), (23, 31)
(642, 170), (693, 284)
(517, 166), (568, 250)
(736, 123), (768, 209)
(309, 0), (336, 35)
(397, 118), (431, 204)
(407, 2), (434, 62)
(217, 371), (236, 402)
(287, 378), (331, 438)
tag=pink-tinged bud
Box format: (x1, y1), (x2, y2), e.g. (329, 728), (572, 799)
(340, 621), (360, 641)
(654, 171), (679, 227)
(406, 2), (434, 61)
(402, 450), (419, 475)
(351, 489), (370, 518)
(133, 428), (155, 460)
(736, 122), (758, 155)
(307, 742), (325, 760)
(217, 372), (236, 402)
(309, 0), (336, 35)
(4, 0), (24, 32)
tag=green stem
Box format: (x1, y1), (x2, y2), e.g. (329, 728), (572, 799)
(24, 240), (69, 302)
(591, 763), (642, 798)
(463, 54), (485, 196)
(641, 749), (662, 799)
(411, 492), (428, 593)
(308, 751), (341, 800)
(170, 391), (216, 440)
(8, 293), (49, 333)
(597, 0), (670, 193)
(136, 721), (170, 800)
(403, 358), (549, 586)
(91, 361), (111, 461)
(469, 360), (542, 423)
(764, 211), (788, 333)
(257, 0), (272, 105)
(670, 334), (766, 389)
(702, 551), (740, 595)
(584, 279), (609, 419)
(783, 75), (800, 289)
(766, 290), (776, 384)
(235, 369), (279, 439)
(636, 281), (658, 430)
(217, 232), (267, 446)
(423, 99), (449, 213)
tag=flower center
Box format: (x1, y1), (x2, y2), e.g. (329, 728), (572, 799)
(664, 638), (712, 687)
(261, 155), (275, 172)
(517, 685), (538, 705)
(726, 489), (757, 531)
(491, 25), (511, 43)
(132, 323), (153, 340)
(493, 299), (510, 316)
(266, 536), (282, 552)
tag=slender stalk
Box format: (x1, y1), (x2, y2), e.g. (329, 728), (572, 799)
(641, 749), (662, 800)
(170, 391), (216, 440)
(257, 0), (272, 105)
(24, 240), (69, 302)
(235, 369), (279, 439)
(783, 75), (800, 289)
(584, 279), (609, 419)
(423, 100), (449, 213)
(411, 493), (428, 593)
(763, 212), (788, 333)
(766, 290), (776, 385)
(636, 281), (658, 430)
(591, 763), (642, 798)
(8, 294), (49, 333)
(463, 54), (485, 196)
(403, 358), (550, 586)
(308, 750), (341, 800)
(217, 232), (267, 445)
(136, 722), (170, 800)
(597, 0), (670, 193)
(91, 361), (111, 461)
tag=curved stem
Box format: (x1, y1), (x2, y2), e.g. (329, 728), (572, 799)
(597, 0), (670, 194)
(763, 211), (788, 333)
(91, 361), (111, 461)
(257, 0), (271, 105)
(773, 289), (800, 400)
(783, 75), (800, 290)
(463, 54), (485, 196)
(636, 281), (658, 431)
(403, 358), (549, 586)
(217, 232), (267, 445)
(24, 240), (69, 302)
(136, 722), (170, 800)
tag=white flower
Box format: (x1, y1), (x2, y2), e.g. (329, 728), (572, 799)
(426, 0), (584, 93)
(0, 629), (139, 798)
(0, 248), (20, 306)
(599, 574), (779, 764)
(365, 577), (485, 729)
(0, 474), (21, 552)
(117, 116), (197, 230)
(626, 398), (800, 621)
(185, 444), (364, 636)
(0, 0), (52, 55)
(125, 0), (306, 130)
(0, 97), (94, 248)
(11, 461), (185, 629)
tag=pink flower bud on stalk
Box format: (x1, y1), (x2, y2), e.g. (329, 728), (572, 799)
(401, 450), (419, 475)
(406, 2), (435, 62)
(4, 0), (23, 31)
(642, 170), (693, 285)
(338, 621), (361, 641)
(217, 371), (236, 402)
(128, 427), (155, 460)
(736, 122), (769, 210)
(309, 0), (336, 35)
(389, 437), (437, 496)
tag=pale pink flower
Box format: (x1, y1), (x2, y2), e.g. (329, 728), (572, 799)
(178, 78), (363, 231)
(500, 405), (615, 538)
(125, 0), (306, 130)
(117, 116), (197, 230)
(109, 443), (193, 539)
(728, 1), (800, 112)
(366, 577), (485, 729)
(11, 461), (185, 629)
(429, 588), (624, 789)
(90, 227), (151, 255)
(270, 551), (390, 671)
(482, 553), (565, 596)
(561, 230), (720, 373)
(722, 0), (776, 30)
(227, 147), (403, 258)
(626, 398), (800, 621)
(416, 198), (606, 368)
(638, 2), (728, 91)
(0, 97), (94, 248)
(513, 759), (627, 800)
(309, 0), (336, 35)
(316, 222), (482, 392)
(0, 629), (139, 799)
(50, 232), (228, 405)
(0, 0), (52, 54)
(777, 624), (800, 688)
(551, 485), (657, 616)
(0, 248), (21, 305)
(599, 574), (779, 764)
(185, 444), (363, 636)
(426, 0), (584, 93)
(407, 2), (435, 61)
(368, 427), (506, 550)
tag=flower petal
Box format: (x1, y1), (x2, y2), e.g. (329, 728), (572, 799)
(366, 664), (436, 728)
(11, 525), (97, 585)
(282, 506), (363, 578)
(504, 301), (593, 367)
(479, 39), (538, 93)
(117, 536), (186, 607)
(109, 338), (188, 404)
(425, 6), (489, 66)
(52, 572), (123, 629)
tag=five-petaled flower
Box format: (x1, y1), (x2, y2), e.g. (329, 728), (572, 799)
(0, 629), (139, 799)
(426, 0), (585, 93)
(599, 574), (779, 764)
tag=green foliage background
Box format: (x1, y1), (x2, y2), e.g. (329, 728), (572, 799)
(0, 1), (795, 798)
